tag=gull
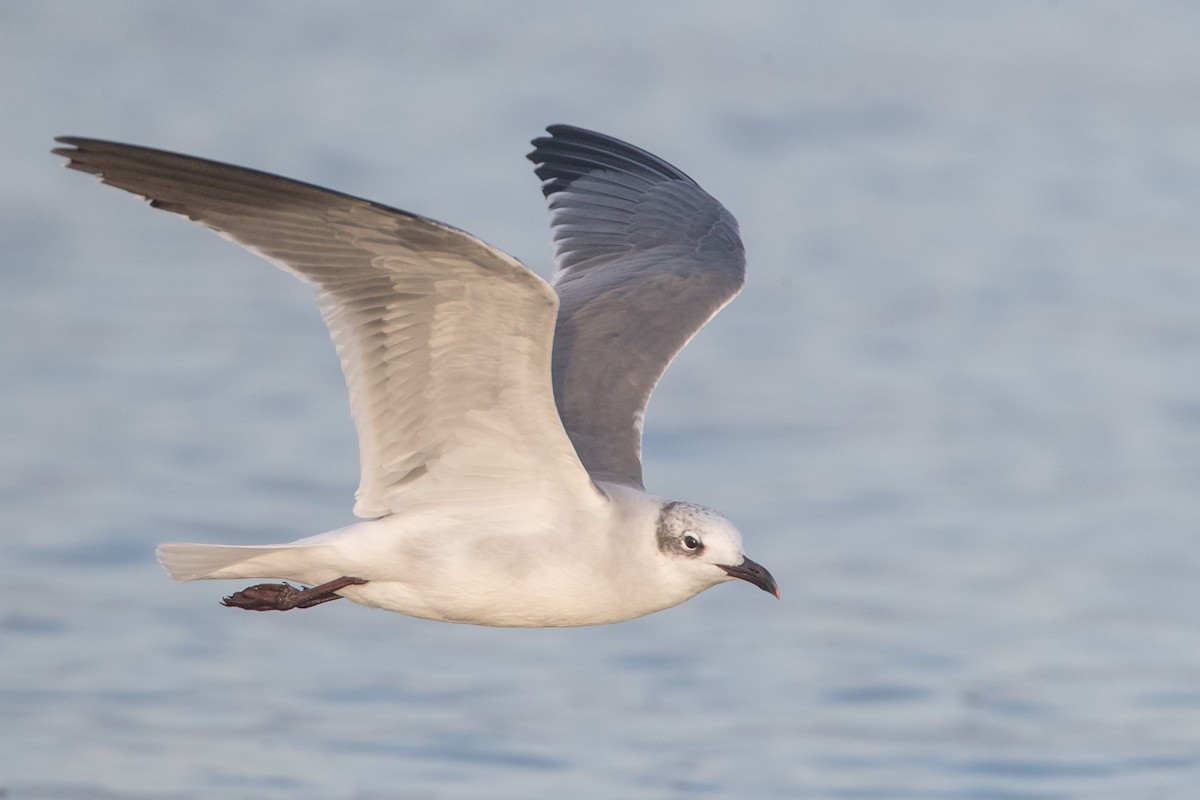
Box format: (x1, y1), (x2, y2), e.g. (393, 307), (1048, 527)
(53, 125), (777, 627)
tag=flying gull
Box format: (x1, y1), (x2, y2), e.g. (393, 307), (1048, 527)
(53, 125), (777, 627)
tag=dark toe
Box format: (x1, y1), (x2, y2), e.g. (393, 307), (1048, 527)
(222, 582), (303, 611)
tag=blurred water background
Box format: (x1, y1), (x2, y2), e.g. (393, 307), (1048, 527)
(2, 2), (1200, 798)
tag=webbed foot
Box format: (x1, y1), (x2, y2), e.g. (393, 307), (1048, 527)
(221, 575), (368, 611)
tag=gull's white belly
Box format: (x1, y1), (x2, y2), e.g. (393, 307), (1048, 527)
(293, 502), (685, 627)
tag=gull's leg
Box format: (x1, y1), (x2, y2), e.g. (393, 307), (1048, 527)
(221, 576), (369, 611)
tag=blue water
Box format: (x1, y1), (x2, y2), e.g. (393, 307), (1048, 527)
(3, 2), (1200, 798)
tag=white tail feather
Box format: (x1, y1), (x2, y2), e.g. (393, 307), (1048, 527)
(156, 542), (332, 582)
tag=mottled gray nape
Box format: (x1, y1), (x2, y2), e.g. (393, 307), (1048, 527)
(655, 501), (708, 557)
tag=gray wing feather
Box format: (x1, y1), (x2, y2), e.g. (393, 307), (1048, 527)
(54, 137), (593, 518)
(528, 125), (745, 488)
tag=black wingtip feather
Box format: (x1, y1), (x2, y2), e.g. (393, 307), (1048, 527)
(527, 125), (697, 199)
(52, 136), (92, 169)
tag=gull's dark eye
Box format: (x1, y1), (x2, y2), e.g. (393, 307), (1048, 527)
(682, 534), (701, 551)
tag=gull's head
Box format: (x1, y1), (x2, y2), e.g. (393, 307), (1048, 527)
(654, 501), (778, 599)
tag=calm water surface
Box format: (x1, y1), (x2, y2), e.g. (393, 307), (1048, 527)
(3, 3), (1200, 798)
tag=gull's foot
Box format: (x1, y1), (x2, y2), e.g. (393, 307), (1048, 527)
(221, 576), (368, 611)
(221, 582), (304, 610)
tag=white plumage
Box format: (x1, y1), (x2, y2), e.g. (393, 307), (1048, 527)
(55, 125), (777, 626)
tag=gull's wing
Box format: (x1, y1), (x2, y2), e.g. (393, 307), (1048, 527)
(527, 125), (746, 489)
(54, 137), (598, 519)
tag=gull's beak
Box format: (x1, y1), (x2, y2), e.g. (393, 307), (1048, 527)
(719, 556), (779, 598)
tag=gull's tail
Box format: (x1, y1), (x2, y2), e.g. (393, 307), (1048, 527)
(156, 542), (333, 582)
